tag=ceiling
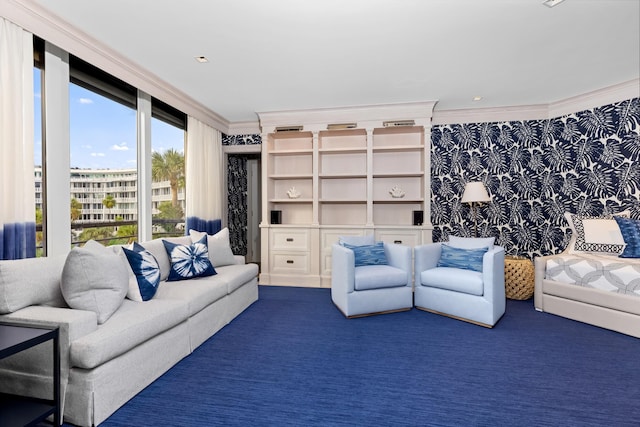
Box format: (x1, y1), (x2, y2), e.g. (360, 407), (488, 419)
(30, 0), (640, 124)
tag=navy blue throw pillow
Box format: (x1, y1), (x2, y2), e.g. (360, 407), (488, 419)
(614, 216), (640, 258)
(122, 242), (161, 301)
(162, 234), (216, 281)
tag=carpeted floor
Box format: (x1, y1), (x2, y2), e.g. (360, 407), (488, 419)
(100, 285), (640, 426)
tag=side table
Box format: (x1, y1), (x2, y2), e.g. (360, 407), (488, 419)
(504, 255), (535, 300)
(0, 322), (60, 427)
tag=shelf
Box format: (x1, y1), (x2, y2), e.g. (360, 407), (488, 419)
(372, 172), (423, 178)
(319, 147), (367, 154)
(320, 199), (367, 204)
(373, 199), (423, 204)
(372, 145), (424, 152)
(269, 149), (313, 155)
(319, 173), (367, 179)
(0, 394), (56, 426)
(270, 198), (313, 203)
(269, 174), (313, 180)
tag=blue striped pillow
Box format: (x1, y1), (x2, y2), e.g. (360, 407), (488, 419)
(437, 244), (488, 272)
(343, 241), (388, 267)
(614, 216), (640, 258)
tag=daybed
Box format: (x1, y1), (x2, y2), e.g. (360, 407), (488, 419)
(0, 229), (258, 426)
(534, 213), (640, 338)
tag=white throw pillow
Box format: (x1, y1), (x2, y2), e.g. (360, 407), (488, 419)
(565, 211), (629, 255)
(448, 236), (495, 250)
(60, 240), (128, 324)
(189, 228), (236, 267)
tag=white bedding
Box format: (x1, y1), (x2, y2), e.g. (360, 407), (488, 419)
(545, 253), (640, 296)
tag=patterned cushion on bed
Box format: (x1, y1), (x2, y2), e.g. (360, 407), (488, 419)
(566, 212), (628, 255)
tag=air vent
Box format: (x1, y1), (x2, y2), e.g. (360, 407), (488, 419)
(327, 123), (357, 130)
(383, 120), (415, 127)
(275, 125), (303, 132)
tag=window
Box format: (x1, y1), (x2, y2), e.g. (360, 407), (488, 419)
(151, 98), (186, 238)
(69, 57), (137, 246)
(34, 37), (44, 256)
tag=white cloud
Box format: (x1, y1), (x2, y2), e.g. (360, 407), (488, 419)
(111, 142), (129, 151)
(34, 92), (41, 99)
(78, 98), (94, 104)
(91, 152), (105, 157)
(82, 144), (92, 149)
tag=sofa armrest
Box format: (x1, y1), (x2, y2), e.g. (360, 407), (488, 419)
(0, 306), (97, 420)
(233, 255), (246, 265)
(482, 246), (505, 303)
(331, 244), (355, 294)
(384, 244), (412, 286)
(414, 243), (442, 286)
(534, 254), (556, 311)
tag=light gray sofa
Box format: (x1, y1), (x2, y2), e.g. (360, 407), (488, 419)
(534, 254), (640, 338)
(0, 234), (259, 426)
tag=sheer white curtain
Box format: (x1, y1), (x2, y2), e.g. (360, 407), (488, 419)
(0, 18), (35, 259)
(185, 116), (223, 234)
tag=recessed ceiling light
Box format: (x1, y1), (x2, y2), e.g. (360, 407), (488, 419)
(543, 0), (566, 8)
(195, 56), (209, 63)
(473, 96), (483, 101)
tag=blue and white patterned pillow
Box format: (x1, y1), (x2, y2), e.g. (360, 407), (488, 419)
(343, 241), (388, 267)
(437, 244), (488, 272)
(122, 242), (161, 301)
(614, 216), (640, 258)
(162, 234), (216, 281)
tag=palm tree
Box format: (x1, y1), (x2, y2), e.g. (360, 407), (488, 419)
(102, 194), (116, 209)
(70, 198), (82, 222)
(152, 149), (185, 208)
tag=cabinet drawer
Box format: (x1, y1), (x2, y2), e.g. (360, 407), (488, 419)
(271, 229), (310, 251)
(375, 230), (421, 247)
(271, 253), (310, 274)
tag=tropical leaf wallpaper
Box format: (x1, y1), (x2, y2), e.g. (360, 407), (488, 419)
(222, 98), (639, 259)
(431, 97), (639, 258)
(222, 134), (262, 255)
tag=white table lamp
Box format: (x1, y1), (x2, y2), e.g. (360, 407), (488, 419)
(462, 182), (491, 237)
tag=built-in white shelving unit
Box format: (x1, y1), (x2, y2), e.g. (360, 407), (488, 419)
(259, 102), (436, 287)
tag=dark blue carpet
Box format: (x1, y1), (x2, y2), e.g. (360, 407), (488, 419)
(100, 286), (640, 426)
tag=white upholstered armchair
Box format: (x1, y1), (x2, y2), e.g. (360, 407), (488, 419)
(414, 237), (505, 327)
(331, 238), (413, 318)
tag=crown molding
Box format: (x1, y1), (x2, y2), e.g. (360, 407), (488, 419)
(1, 0), (230, 134)
(226, 121), (261, 136)
(433, 79), (640, 126)
(548, 78), (640, 118)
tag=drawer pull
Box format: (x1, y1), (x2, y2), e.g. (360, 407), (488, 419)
(286, 238), (294, 242)
(286, 260), (294, 264)
(394, 240), (402, 244)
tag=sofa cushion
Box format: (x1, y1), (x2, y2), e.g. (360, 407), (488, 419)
(61, 240), (128, 324)
(215, 263), (259, 294)
(448, 236), (495, 250)
(70, 298), (188, 369)
(343, 242), (388, 267)
(354, 265), (408, 291)
(438, 244), (488, 272)
(122, 242), (161, 301)
(421, 267), (484, 296)
(163, 235), (216, 281)
(154, 275), (228, 316)
(0, 255), (67, 314)
(614, 216), (640, 258)
(189, 228), (236, 267)
(339, 234), (375, 246)
(139, 236), (191, 282)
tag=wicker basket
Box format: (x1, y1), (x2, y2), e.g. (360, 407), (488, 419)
(504, 255), (535, 300)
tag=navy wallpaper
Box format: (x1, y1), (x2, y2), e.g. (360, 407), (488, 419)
(431, 97), (640, 258)
(222, 134), (262, 255)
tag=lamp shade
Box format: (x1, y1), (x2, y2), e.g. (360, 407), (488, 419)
(461, 182), (491, 203)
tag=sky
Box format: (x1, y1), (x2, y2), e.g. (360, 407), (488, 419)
(34, 68), (184, 169)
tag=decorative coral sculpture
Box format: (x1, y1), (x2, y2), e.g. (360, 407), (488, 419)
(287, 186), (301, 199)
(389, 185), (406, 198)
